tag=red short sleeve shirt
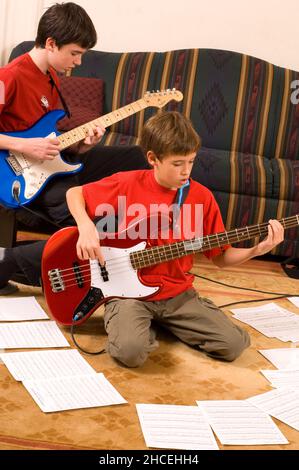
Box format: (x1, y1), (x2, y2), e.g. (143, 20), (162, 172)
(82, 169), (230, 301)
(0, 53), (60, 132)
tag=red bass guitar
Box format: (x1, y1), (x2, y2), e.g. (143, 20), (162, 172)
(42, 214), (299, 326)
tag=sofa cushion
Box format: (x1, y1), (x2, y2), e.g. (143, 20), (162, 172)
(57, 76), (104, 132)
(272, 159), (299, 201)
(213, 188), (299, 257)
(192, 146), (273, 198)
(212, 190), (284, 248)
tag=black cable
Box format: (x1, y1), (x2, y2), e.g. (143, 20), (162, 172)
(189, 271), (298, 308)
(189, 271), (295, 296)
(217, 295), (289, 309)
(70, 321), (106, 356)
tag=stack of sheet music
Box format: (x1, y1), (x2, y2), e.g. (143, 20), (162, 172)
(0, 296), (126, 412)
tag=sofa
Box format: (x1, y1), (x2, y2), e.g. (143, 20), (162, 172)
(3, 41), (299, 257)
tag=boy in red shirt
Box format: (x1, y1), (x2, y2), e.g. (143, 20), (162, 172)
(0, 3), (147, 252)
(0, 2), (148, 294)
(66, 111), (284, 367)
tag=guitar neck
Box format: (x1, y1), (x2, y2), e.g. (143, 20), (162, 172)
(58, 98), (147, 150)
(130, 215), (299, 270)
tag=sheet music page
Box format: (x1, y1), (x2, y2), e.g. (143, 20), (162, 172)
(0, 349), (95, 381)
(287, 297), (299, 308)
(197, 400), (288, 445)
(231, 302), (289, 319)
(259, 348), (299, 369)
(0, 297), (48, 321)
(231, 303), (299, 341)
(248, 389), (299, 431)
(260, 369), (299, 388)
(0, 321), (69, 348)
(275, 334), (299, 343)
(136, 404), (219, 450)
(23, 373), (127, 412)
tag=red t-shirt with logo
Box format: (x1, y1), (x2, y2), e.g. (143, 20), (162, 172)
(82, 169), (230, 301)
(0, 53), (60, 132)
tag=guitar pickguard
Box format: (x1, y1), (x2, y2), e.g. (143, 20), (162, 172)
(89, 242), (159, 299)
(9, 132), (81, 200)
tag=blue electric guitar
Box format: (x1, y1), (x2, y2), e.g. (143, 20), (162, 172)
(0, 89), (183, 208)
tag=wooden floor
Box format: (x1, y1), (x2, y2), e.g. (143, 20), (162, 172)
(0, 254), (298, 451)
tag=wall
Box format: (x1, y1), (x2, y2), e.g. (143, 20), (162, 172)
(0, 0), (43, 65)
(0, 0), (298, 71)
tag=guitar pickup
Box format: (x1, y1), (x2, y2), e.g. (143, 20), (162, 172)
(100, 264), (109, 282)
(6, 153), (23, 176)
(73, 262), (84, 288)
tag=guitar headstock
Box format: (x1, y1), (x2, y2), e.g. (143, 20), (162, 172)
(143, 89), (183, 108)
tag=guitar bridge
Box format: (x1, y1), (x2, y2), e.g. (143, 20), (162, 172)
(48, 268), (65, 292)
(6, 153), (23, 176)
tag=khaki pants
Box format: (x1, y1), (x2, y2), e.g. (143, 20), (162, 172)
(104, 289), (250, 367)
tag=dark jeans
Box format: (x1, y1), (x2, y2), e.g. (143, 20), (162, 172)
(12, 241), (46, 286)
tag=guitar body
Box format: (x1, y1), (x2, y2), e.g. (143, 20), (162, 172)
(42, 225), (161, 326)
(0, 110), (82, 208)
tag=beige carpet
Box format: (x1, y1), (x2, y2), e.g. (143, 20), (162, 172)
(0, 255), (298, 450)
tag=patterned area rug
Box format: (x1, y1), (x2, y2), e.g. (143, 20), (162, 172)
(0, 255), (298, 450)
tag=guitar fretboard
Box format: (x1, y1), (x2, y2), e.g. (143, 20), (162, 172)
(129, 215), (299, 270)
(58, 98), (147, 150)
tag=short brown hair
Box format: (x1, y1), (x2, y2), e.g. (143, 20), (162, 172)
(35, 2), (97, 49)
(140, 111), (201, 159)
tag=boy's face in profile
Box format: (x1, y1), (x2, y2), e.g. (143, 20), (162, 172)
(46, 40), (86, 74)
(148, 152), (196, 190)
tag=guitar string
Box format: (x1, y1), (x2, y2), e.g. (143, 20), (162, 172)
(50, 219), (298, 290)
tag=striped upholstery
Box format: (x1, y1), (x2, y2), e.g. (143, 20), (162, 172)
(9, 42), (299, 256)
(155, 50), (280, 158)
(72, 50), (161, 138)
(273, 69), (299, 160)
